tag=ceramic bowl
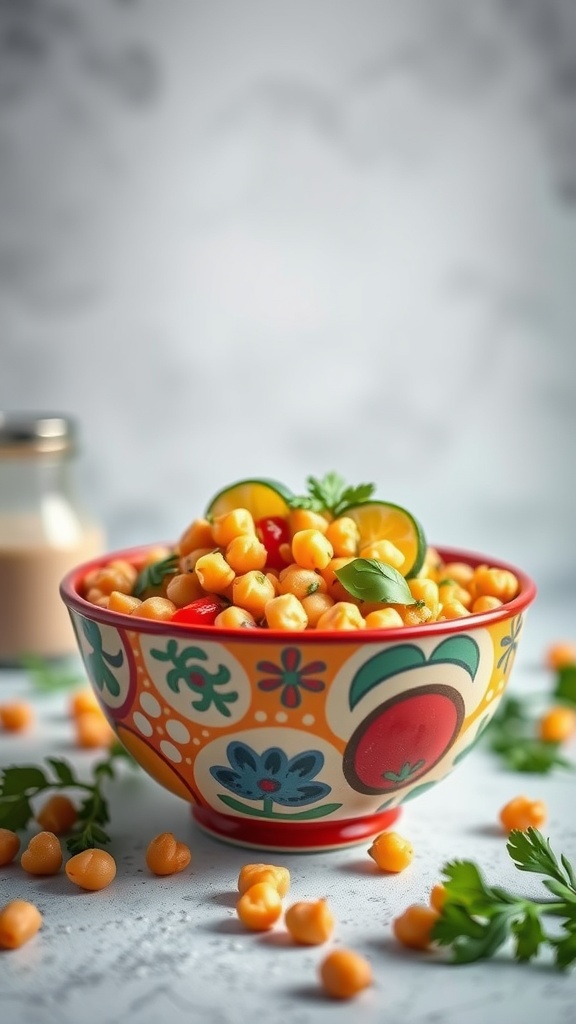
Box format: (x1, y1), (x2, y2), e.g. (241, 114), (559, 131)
(60, 545), (536, 852)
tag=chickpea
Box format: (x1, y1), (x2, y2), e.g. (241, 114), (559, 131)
(393, 904), (440, 950)
(499, 795), (547, 833)
(300, 592), (335, 628)
(325, 517), (360, 557)
(319, 948), (373, 999)
(429, 883), (447, 913)
(285, 899), (334, 945)
(546, 641), (576, 671)
(316, 602), (366, 631)
(233, 571), (276, 618)
(291, 529), (333, 572)
(408, 578), (440, 619)
(471, 595), (503, 614)
(165, 572), (204, 607)
(472, 565), (519, 603)
(36, 794), (77, 835)
(288, 508), (330, 536)
(131, 596), (177, 621)
(264, 594), (308, 631)
(0, 828), (20, 867)
(69, 688), (101, 719)
(236, 881), (283, 931)
(145, 832), (191, 876)
(359, 539), (405, 570)
(65, 849), (117, 891)
(368, 831), (413, 873)
(21, 832), (63, 876)
(277, 565), (326, 601)
(194, 552), (235, 594)
(214, 606), (257, 629)
(364, 607), (404, 629)
(0, 701), (34, 732)
(0, 900), (43, 949)
(538, 706), (576, 743)
(438, 599), (471, 620)
(237, 863), (290, 898)
(75, 710), (116, 749)
(211, 508), (255, 547)
(178, 517), (214, 556)
(225, 535), (267, 574)
(439, 561), (474, 588)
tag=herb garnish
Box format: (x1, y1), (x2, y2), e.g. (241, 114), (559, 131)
(486, 696), (574, 774)
(20, 654), (86, 694)
(432, 827), (576, 969)
(133, 552), (179, 598)
(290, 472), (375, 518)
(0, 745), (134, 853)
(335, 558), (417, 605)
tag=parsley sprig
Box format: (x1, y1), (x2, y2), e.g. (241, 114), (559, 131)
(289, 472), (375, 518)
(486, 696), (574, 774)
(432, 828), (576, 969)
(0, 745), (134, 854)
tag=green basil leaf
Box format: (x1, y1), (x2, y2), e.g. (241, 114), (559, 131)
(334, 559), (417, 604)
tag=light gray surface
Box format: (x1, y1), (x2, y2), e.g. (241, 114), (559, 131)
(0, 1), (575, 600)
(1, 597), (575, 1024)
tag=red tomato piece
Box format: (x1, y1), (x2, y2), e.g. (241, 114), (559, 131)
(256, 516), (291, 569)
(171, 597), (226, 626)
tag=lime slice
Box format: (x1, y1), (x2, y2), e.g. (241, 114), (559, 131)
(205, 478), (293, 520)
(339, 500), (427, 578)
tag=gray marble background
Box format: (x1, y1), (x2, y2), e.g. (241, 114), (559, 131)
(1, 0), (575, 599)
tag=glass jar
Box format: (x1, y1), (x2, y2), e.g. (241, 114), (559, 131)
(0, 412), (105, 665)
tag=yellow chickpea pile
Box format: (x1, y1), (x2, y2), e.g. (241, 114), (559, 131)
(81, 505), (521, 632)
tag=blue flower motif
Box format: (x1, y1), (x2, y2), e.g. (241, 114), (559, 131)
(210, 741), (330, 809)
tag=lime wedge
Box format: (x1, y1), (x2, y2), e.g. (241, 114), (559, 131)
(338, 500), (427, 578)
(205, 478), (293, 520)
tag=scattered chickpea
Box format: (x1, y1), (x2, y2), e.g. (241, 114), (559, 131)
(319, 948), (373, 1000)
(0, 828), (20, 867)
(393, 904), (440, 950)
(429, 883), (447, 913)
(236, 881), (283, 931)
(538, 706), (576, 744)
(69, 688), (101, 719)
(36, 794), (77, 835)
(0, 701), (34, 732)
(499, 795), (547, 833)
(75, 710), (116, 749)
(367, 831), (414, 873)
(237, 863), (291, 898)
(145, 832), (191, 876)
(285, 899), (335, 945)
(546, 641), (576, 671)
(21, 832), (63, 876)
(0, 900), (43, 950)
(65, 848), (117, 891)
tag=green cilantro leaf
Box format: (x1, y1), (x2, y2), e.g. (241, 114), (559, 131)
(289, 472), (375, 517)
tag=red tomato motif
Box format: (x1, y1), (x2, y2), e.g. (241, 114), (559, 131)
(343, 685), (465, 795)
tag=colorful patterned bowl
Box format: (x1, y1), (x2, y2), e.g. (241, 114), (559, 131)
(60, 545), (536, 852)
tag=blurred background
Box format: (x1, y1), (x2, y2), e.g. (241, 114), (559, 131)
(1, 0), (575, 602)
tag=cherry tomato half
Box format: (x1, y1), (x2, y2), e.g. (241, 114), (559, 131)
(256, 516), (291, 569)
(171, 596), (227, 626)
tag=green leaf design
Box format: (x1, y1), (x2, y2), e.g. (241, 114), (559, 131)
(335, 558), (417, 604)
(429, 636), (480, 679)
(218, 794), (342, 820)
(349, 644), (426, 710)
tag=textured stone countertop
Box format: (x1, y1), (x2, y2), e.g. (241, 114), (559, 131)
(1, 597), (575, 1024)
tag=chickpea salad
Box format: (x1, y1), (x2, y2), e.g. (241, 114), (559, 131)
(80, 473), (522, 632)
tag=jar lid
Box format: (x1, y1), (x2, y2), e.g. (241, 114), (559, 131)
(0, 413), (77, 456)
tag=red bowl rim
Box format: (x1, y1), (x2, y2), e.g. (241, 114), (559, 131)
(60, 542), (537, 644)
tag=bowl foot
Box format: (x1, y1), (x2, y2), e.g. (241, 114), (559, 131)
(191, 805), (401, 852)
